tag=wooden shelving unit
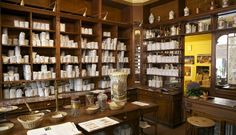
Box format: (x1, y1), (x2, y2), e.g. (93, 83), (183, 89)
(0, 0), (133, 100)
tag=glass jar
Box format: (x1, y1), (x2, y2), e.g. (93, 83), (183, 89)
(85, 92), (94, 107)
(71, 97), (80, 109)
(97, 92), (107, 111)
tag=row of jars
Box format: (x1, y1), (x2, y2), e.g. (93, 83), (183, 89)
(146, 40), (179, 51)
(147, 68), (179, 77)
(147, 55), (179, 63)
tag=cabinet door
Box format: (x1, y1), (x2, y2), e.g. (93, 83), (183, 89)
(155, 94), (171, 125)
(127, 89), (137, 102)
(137, 90), (155, 103)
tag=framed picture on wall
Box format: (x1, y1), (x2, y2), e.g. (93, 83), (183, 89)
(184, 56), (194, 64)
(197, 54), (211, 64)
(184, 66), (192, 76)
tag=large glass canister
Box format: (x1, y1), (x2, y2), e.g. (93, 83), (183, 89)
(109, 72), (128, 106)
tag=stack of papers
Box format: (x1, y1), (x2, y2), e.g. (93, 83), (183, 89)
(27, 122), (81, 135)
(132, 101), (150, 106)
(78, 117), (119, 132)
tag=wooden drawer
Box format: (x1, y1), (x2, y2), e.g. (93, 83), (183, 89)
(155, 93), (170, 101)
(113, 110), (139, 121)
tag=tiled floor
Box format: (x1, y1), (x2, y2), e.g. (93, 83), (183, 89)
(143, 123), (186, 135)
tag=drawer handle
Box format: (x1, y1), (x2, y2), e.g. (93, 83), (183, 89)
(18, 107), (23, 110)
(47, 103), (51, 106)
(123, 116), (127, 120)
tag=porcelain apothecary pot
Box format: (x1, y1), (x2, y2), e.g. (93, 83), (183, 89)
(149, 13), (155, 24)
(109, 72), (128, 106)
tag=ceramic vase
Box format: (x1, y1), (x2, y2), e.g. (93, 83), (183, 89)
(109, 72), (128, 106)
(149, 13), (155, 24)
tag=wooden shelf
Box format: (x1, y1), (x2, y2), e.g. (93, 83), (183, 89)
(60, 31), (80, 35)
(32, 29), (55, 33)
(81, 34), (97, 38)
(60, 62), (79, 65)
(146, 49), (183, 52)
(32, 46), (55, 49)
(3, 63), (30, 65)
(33, 63), (56, 65)
(81, 76), (100, 79)
(81, 48), (99, 50)
(102, 36), (111, 38)
(2, 79), (55, 84)
(82, 62), (98, 64)
(2, 44), (30, 48)
(60, 47), (78, 49)
(60, 77), (80, 80)
(1, 25), (30, 31)
(102, 62), (116, 64)
(144, 35), (182, 41)
(213, 27), (236, 32)
(147, 62), (183, 64)
(102, 49), (116, 51)
(184, 30), (212, 36)
(146, 74), (183, 78)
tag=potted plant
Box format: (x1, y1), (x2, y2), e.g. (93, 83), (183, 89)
(186, 82), (202, 99)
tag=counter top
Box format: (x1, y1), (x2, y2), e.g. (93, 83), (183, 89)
(136, 85), (182, 96)
(7, 102), (155, 135)
(185, 96), (236, 111)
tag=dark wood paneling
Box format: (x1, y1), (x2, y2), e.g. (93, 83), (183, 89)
(150, 0), (179, 22)
(60, 0), (92, 16)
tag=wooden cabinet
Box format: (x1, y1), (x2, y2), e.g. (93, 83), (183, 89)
(137, 88), (183, 127)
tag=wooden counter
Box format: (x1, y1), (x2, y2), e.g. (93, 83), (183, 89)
(185, 97), (236, 135)
(7, 102), (158, 135)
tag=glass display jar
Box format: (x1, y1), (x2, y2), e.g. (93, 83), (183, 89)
(97, 92), (107, 111)
(71, 97), (80, 109)
(85, 92), (94, 107)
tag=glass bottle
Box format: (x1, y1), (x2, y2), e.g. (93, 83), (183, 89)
(97, 92), (107, 111)
(85, 92), (94, 107)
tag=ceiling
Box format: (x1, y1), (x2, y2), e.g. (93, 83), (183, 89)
(112, 0), (159, 6)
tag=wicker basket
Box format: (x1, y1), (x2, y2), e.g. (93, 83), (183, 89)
(17, 114), (43, 129)
(0, 122), (14, 135)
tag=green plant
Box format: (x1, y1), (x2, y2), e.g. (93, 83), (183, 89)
(186, 82), (202, 97)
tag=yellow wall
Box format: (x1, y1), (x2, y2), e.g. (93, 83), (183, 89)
(184, 34), (212, 93)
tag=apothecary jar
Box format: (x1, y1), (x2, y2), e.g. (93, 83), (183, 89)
(109, 72), (128, 105)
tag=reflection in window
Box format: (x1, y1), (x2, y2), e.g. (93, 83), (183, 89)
(216, 33), (236, 86)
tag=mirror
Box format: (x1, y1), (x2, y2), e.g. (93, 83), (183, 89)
(216, 33), (236, 88)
